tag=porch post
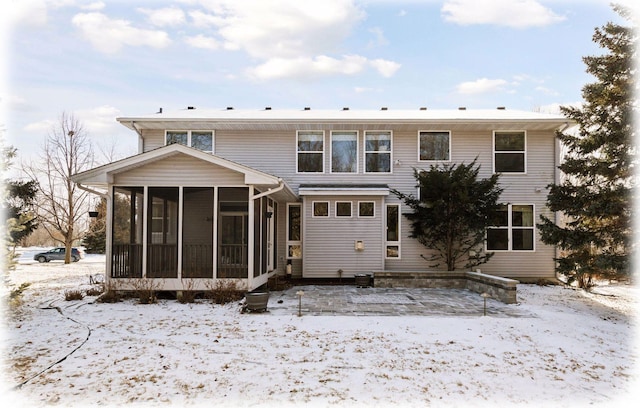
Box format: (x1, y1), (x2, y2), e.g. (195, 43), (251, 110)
(142, 186), (148, 278)
(248, 186), (255, 289)
(177, 186), (183, 279)
(213, 186), (218, 279)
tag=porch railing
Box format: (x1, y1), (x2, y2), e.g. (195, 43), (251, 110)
(218, 244), (248, 278)
(182, 244), (213, 278)
(111, 244), (143, 278)
(147, 244), (178, 278)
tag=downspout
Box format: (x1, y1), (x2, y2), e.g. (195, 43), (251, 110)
(130, 121), (144, 152)
(248, 179), (287, 289)
(250, 178), (286, 201)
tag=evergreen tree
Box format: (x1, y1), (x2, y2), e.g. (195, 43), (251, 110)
(2, 145), (38, 269)
(537, 6), (635, 287)
(392, 159), (503, 271)
(83, 198), (106, 254)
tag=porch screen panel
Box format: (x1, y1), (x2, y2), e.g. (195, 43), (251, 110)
(112, 187), (143, 278)
(147, 187), (179, 278)
(218, 187), (249, 278)
(182, 188), (214, 278)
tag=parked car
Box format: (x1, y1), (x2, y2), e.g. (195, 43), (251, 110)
(33, 247), (83, 263)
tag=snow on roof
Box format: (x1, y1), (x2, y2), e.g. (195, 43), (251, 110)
(117, 107), (568, 123)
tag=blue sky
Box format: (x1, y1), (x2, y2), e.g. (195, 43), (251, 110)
(0, 0), (634, 164)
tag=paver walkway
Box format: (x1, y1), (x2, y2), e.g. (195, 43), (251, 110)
(262, 285), (534, 317)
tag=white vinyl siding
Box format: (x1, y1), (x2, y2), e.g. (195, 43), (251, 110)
(302, 196), (384, 278)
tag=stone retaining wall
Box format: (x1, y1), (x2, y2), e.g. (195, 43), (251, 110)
(372, 271), (519, 304)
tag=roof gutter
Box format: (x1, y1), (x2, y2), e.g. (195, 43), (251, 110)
(251, 178), (287, 201)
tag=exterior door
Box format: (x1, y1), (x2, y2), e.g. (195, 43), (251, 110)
(218, 213), (248, 278)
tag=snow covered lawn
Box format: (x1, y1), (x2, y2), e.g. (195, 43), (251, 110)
(2, 252), (638, 407)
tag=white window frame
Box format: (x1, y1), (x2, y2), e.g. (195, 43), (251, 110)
(358, 201), (375, 218)
(385, 203), (401, 259)
(165, 130), (214, 153)
(493, 130), (527, 174)
(335, 201), (353, 218)
(486, 204), (535, 252)
(330, 131), (359, 174)
(312, 201), (329, 218)
(296, 130), (325, 174)
(418, 130), (451, 162)
(286, 203), (302, 259)
(364, 131), (393, 174)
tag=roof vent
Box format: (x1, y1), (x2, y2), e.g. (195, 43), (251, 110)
(265, 107), (272, 110)
(187, 106), (195, 110)
(226, 106), (234, 110)
(458, 107), (466, 110)
(497, 106), (506, 110)
(342, 107), (349, 111)
(304, 107), (311, 111)
(157, 107), (163, 114)
(419, 107), (427, 111)
(381, 107), (388, 111)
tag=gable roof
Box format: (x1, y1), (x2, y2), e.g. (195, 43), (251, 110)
(72, 143), (297, 200)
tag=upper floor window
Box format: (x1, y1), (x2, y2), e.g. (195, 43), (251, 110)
(365, 131), (392, 173)
(494, 131), (526, 173)
(331, 131), (358, 173)
(419, 131), (450, 161)
(166, 131), (213, 153)
(297, 131), (324, 173)
(486, 204), (534, 251)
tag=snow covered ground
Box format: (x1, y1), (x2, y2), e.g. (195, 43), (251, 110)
(1, 248), (638, 407)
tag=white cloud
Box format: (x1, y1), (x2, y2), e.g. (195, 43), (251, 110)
(0, 0), (48, 28)
(24, 119), (56, 133)
(248, 54), (374, 80)
(369, 58), (401, 77)
(441, 0), (565, 28)
(72, 12), (171, 53)
(81, 2), (105, 11)
(184, 34), (220, 50)
(456, 78), (508, 94)
(138, 6), (186, 27)
(368, 27), (389, 48)
(535, 86), (560, 96)
(187, 0), (365, 59)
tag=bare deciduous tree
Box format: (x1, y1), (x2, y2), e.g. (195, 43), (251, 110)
(23, 112), (94, 263)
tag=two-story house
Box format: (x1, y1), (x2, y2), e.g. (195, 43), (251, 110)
(72, 107), (570, 292)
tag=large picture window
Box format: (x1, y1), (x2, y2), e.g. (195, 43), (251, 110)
(297, 131), (324, 173)
(487, 204), (534, 251)
(166, 131), (213, 153)
(494, 131), (526, 173)
(365, 131), (392, 173)
(419, 131), (450, 161)
(331, 131), (358, 173)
